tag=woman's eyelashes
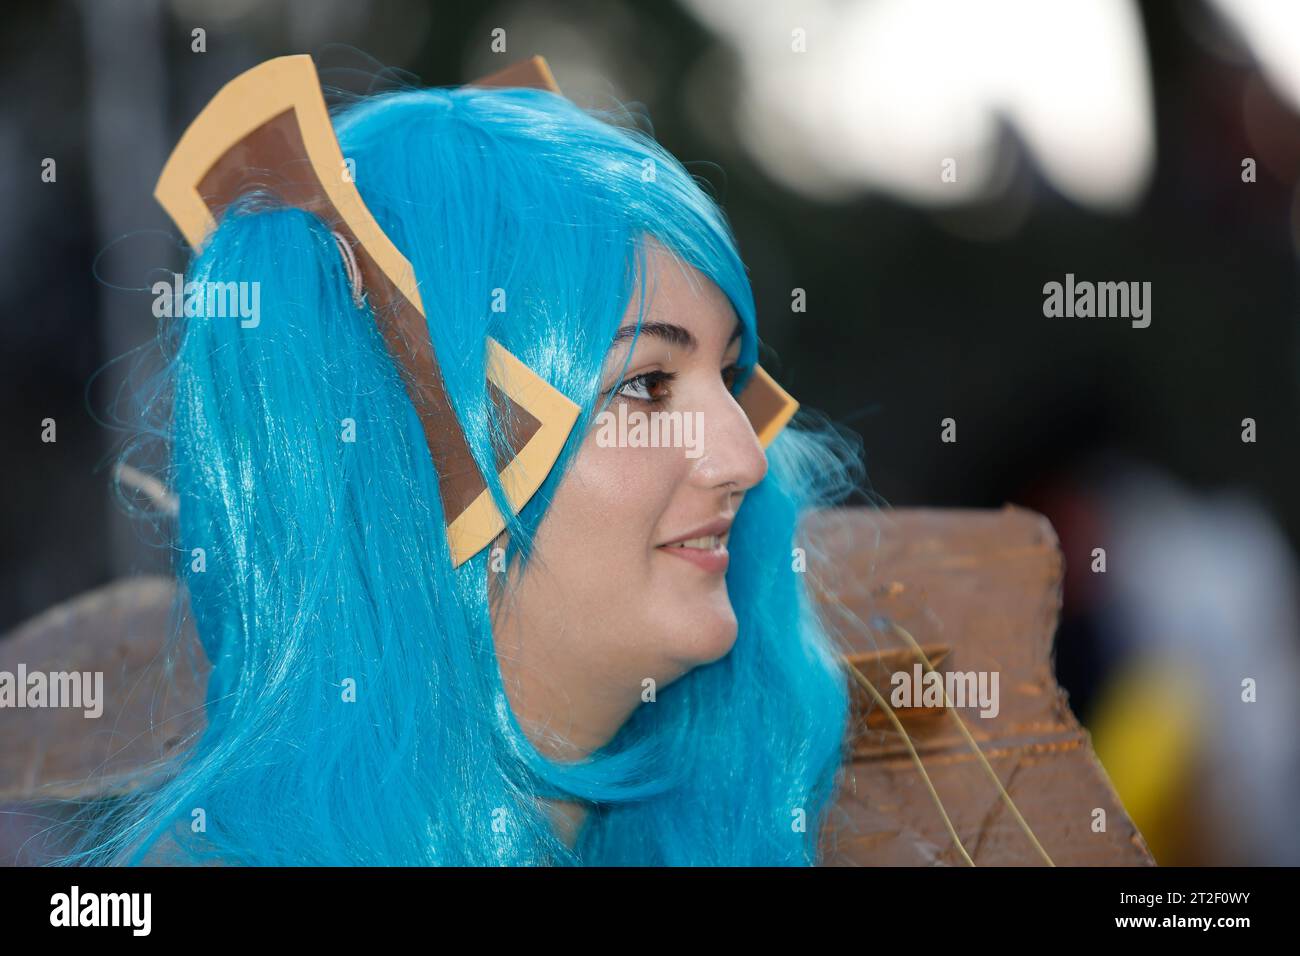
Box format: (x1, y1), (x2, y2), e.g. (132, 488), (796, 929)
(613, 369), (674, 404)
(608, 364), (744, 405)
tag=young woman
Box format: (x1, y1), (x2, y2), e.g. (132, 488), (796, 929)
(56, 60), (861, 866)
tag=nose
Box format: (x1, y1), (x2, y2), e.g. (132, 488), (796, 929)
(689, 384), (769, 494)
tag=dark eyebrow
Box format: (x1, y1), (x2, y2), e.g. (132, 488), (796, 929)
(611, 319), (744, 351)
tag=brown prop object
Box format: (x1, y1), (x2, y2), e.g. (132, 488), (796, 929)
(808, 507), (1154, 865)
(0, 506), (1152, 865)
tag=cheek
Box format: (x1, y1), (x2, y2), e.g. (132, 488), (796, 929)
(533, 426), (682, 606)
(530, 428), (738, 677)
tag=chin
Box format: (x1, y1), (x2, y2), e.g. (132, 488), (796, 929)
(667, 598), (739, 669)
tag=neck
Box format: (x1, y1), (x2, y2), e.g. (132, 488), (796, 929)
(491, 586), (645, 852)
(544, 799), (590, 850)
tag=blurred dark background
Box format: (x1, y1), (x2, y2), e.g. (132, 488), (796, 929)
(3, 0), (1300, 864)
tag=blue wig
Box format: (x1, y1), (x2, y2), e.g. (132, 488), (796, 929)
(55, 81), (860, 865)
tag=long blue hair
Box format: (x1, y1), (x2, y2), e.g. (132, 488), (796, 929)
(55, 80), (860, 865)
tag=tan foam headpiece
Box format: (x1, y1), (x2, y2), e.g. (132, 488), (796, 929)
(155, 54), (798, 566)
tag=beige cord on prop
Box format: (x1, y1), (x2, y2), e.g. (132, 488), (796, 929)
(844, 618), (1056, 866)
(884, 619), (1055, 866)
(844, 658), (976, 866)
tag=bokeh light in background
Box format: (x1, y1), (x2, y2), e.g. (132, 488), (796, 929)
(3, 0), (1299, 864)
(681, 0), (1154, 210)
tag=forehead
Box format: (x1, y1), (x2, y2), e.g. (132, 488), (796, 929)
(624, 237), (740, 347)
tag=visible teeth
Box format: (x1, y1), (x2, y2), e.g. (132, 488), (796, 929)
(670, 535), (722, 550)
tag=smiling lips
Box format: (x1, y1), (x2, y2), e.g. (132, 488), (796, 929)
(656, 519), (732, 573)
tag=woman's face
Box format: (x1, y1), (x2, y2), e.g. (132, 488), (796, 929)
(491, 238), (769, 757)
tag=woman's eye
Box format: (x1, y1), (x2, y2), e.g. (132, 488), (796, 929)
(721, 364), (740, 393)
(614, 370), (673, 403)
